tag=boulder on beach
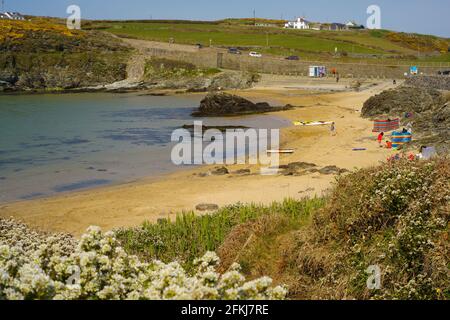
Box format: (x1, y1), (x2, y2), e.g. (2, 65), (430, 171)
(195, 203), (219, 211)
(211, 167), (229, 176)
(192, 92), (294, 117)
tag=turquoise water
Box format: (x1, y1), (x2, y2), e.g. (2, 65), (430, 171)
(0, 92), (290, 203)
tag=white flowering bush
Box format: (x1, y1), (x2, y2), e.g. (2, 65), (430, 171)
(0, 222), (287, 300)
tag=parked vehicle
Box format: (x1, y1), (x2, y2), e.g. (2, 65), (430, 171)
(286, 55), (300, 61)
(228, 48), (241, 55)
(195, 43), (203, 49)
(249, 52), (262, 58)
(438, 70), (450, 75)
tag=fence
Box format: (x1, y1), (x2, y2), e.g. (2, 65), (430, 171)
(140, 47), (450, 79)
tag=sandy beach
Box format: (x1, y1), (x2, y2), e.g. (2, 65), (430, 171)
(0, 78), (401, 236)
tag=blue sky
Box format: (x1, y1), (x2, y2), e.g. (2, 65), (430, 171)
(5, 0), (450, 37)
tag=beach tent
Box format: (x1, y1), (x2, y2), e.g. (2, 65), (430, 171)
(372, 119), (400, 132)
(422, 147), (437, 160)
(391, 131), (412, 149)
(309, 66), (326, 77)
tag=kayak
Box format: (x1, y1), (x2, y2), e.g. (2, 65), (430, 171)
(293, 121), (333, 126)
(267, 149), (295, 154)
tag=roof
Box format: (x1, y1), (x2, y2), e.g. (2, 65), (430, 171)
(2, 12), (26, 19)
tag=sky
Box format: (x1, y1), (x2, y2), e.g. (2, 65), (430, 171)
(4, 0), (450, 37)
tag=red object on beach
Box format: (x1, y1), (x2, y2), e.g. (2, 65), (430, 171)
(373, 119), (400, 132)
(377, 133), (384, 144)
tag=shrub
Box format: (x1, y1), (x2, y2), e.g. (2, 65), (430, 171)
(144, 58), (221, 80)
(289, 158), (449, 299)
(115, 198), (325, 269)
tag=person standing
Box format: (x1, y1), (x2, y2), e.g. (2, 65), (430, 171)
(336, 73), (340, 83)
(330, 122), (337, 136)
(377, 132), (384, 145)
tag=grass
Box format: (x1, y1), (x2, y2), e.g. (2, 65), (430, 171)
(114, 198), (325, 269)
(144, 57), (222, 80)
(85, 20), (450, 63)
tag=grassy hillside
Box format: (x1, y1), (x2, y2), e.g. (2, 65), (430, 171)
(0, 18), (131, 91)
(85, 20), (450, 63)
(116, 158), (449, 300)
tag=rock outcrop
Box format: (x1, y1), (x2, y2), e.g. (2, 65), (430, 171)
(192, 92), (294, 117)
(362, 87), (445, 118)
(405, 75), (450, 91)
(362, 86), (449, 154)
(0, 20), (131, 92)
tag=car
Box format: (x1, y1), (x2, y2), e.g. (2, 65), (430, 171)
(228, 48), (241, 55)
(438, 70), (450, 75)
(195, 43), (203, 49)
(249, 52), (262, 58)
(286, 55), (300, 61)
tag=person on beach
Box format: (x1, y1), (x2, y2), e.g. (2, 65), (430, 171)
(377, 132), (384, 145)
(330, 122), (337, 136)
(336, 73), (340, 83)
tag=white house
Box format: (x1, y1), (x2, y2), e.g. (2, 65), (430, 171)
(345, 21), (357, 28)
(284, 17), (311, 30)
(0, 12), (26, 20)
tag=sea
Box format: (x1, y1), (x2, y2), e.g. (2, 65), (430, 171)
(0, 92), (290, 203)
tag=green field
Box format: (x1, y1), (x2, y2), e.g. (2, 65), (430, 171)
(85, 20), (450, 63)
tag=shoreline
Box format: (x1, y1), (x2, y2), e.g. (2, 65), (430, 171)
(0, 80), (401, 237)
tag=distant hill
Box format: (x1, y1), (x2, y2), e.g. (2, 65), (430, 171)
(84, 19), (450, 63)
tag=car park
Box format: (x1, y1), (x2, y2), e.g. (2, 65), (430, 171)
(249, 52), (262, 58)
(228, 48), (241, 54)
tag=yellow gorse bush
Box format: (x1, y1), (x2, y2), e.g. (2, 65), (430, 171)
(0, 19), (83, 42)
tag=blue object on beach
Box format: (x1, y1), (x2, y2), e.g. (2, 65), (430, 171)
(391, 131), (412, 149)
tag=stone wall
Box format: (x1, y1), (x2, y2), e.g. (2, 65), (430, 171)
(141, 47), (450, 79)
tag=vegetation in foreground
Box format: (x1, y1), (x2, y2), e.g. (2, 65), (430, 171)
(117, 158), (449, 300)
(0, 221), (286, 300)
(115, 198), (325, 269)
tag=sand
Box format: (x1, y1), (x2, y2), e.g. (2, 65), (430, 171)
(0, 79), (402, 237)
